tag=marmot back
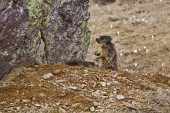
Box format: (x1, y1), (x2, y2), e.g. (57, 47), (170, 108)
(66, 59), (97, 68)
(95, 35), (118, 70)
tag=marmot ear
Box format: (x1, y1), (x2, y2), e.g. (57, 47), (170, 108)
(96, 38), (100, 43)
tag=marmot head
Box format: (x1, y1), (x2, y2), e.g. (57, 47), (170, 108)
(96, 35), (112, 44)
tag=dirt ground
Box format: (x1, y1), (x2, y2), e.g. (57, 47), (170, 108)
(0, 0), (170, 113)
(0, 64), (170, 112)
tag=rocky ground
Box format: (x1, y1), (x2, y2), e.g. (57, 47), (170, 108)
(0, 0), (170, 113)
(0, 64), (170, 113)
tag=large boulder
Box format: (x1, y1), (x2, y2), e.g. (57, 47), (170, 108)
(0, 0), (91, 79)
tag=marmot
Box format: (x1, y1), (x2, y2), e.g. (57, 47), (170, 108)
(95, 35), (118, 70)
(66, 59), (97, 68)
(65, 51), (97, 68)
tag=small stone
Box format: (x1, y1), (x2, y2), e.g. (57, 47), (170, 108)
(56, 103), (60, 106)
(90, 106), (95, 112)
(64, 102), (69, 106)
(53, 69), (61, 75)
(93, 102), (98, 107)
(117, 95), (125, 100)
(16, 107), (20, 110)
(101, 91), (107, 95)
(34, 103), (41, 107)
(22, 99), (29, 103)
(31, 105), (36, 109)
(134, 50), (138, 53)
(69, 86), (78, 90)
(102, 96), (108, 99)
(15, 99), (20, 103)
(39, 93), (45, 97)
(100, 82), (107, 87)
(113, 90), (117, 94)
(42, 73), (53, 79)
(113, 81), (119, 84)
(125, 103), (136, 109)
(33, 65), (38, 68)
(81, 84), (86, 89)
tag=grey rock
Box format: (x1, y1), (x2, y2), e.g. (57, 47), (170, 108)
(113, 90), (117, 94)
(34, 103), (41, 107)
(90, 106), (95, 112)
(124, 103), (137, 110)
(0, 0), (91, 80)
(42, 73), (53, 80)
(81, 84), (86, 89)
(93, 102), (99, 107)
(117, 95), (125, 100)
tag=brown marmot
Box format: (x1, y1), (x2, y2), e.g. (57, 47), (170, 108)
(95, 35), (118, 70)
(66, 59), (97, 68)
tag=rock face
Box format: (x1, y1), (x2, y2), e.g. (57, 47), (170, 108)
(0, 0), (91, 79)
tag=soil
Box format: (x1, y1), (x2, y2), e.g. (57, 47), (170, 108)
(0, 64), (170, 112)
(0, 0), (170, 113)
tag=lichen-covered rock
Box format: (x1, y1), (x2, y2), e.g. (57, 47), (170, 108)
(93, 0), (116, 5)
(0, 0), (90, 79)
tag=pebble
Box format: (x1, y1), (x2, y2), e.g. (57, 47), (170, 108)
(69, 86), (78, 90)
(102, 96), (108, 99)
(42, 73), (53, 80)
(16, 107), (20, 110)
(117, 95), (125, 100)
(113, 81), (119, 84)
(34, 103), (41, 107)
(134, 50), (138, 53)
(39, 93), (45, 97)
(93, 102), (99, 107)
(22, 99), (30, 103)
(81, 84), (86, 89)
(90, 106), (95, 112)
(53, 69), (61, 75)
(101, 91), (107, 95)
(113, 90), (117, 94)
(64, 102), (69, 106)
(124, 103), (136, 109)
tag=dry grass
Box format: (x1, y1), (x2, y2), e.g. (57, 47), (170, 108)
(86, 0), (170, 76)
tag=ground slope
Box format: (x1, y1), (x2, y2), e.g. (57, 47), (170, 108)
(0, 64), (170, 112)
